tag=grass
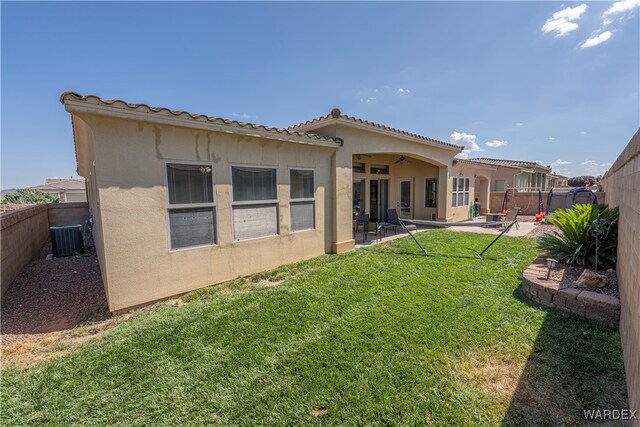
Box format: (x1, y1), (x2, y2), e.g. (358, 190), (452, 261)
(1, 230), (628, 426)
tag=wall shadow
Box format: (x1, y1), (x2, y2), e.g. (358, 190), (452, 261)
(501, 287), (629, 426)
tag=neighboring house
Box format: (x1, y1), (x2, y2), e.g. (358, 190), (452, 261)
(547, 173), (569, 189)
(60, 93), (493, 312)
(462, 158), (552, 192)
(28, 178), (87, 202)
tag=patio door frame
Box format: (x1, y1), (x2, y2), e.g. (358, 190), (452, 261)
(399, 178), (413, 219)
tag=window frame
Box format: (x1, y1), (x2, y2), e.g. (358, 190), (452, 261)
(288, 167), (316, 233)
(425, 178), (438, 208)
(451, 177), (470, 208)
(230, 163), (280, 241)
(370, 164), (390, 175)
(163, 160), (217, 251)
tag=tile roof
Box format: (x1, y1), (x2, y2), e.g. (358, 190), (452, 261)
(29, 178), (86, 191)
(288, 109), (463, 151)
(465, 157), (551, 170)
(60, 92), (343, 146)
(452, 159), (497, 170)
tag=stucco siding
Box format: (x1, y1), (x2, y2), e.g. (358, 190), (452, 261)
(82, 115), (334, 311)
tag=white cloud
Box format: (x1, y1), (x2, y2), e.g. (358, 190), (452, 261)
(450, 131), (483, 159)
(230, 113), (255, 120)
(579, 31), (613, 48)
(548, 137), (555, 140)
(396, 88), (411, 94)
(603, 0), (640, 18)
(579, 130), (587, 135)
(542, 4), (588, 37)
(552, 159), (571, 166)
(360, 97), (376, 103)
(581, 160), (613, 175)
(485, 140), (508, 148)
(515, 122), (524, 126)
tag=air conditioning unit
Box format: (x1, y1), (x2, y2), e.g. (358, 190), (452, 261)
(50, 224), (84, 257)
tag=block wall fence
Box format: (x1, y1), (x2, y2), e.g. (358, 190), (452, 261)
(604, 128), (640, 424)
(0, 202), (89, 295)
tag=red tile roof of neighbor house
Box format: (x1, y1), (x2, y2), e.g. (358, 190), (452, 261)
(29, 179), (86, 191)
(463, 157), (552, 171)
(288, 108), (464, 151)
(60, 92), (343, 146)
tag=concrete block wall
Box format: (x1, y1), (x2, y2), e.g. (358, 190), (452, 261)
(48, 202), (89, 226)
(489, 191), (606, 215)
(0, 202), (90, 295)
(1, 205), (49, 295)
(604, 129), (640, 423)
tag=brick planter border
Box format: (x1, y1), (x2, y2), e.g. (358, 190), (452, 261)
(521, 257), (620, 328)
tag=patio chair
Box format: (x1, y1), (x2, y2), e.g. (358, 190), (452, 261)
(377, 209), (417, 241)
(500, 207), (520, 230)
(354, 214), (370, 242)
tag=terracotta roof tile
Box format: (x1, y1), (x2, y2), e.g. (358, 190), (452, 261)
(288, 111), (463, 150)
(60, 92), (342, 146)
(466, 157), (551, 170)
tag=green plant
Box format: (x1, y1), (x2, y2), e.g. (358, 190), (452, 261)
(538, 204), (618, 269)
(0, 189), (58, 204)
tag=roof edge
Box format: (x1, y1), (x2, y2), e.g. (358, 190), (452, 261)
(60, 92), (342, 148)
(289, 113), (464, 152)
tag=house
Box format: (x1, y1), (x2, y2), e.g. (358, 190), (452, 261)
(61, 93), (493, 312)
(28, 178), (87, 202)
(547, 173), (569, 189)
(461, 158), (552, 192)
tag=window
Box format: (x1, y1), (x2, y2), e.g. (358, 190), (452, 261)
(425, 179), (437, 208)
(370, 164), (389, 175)
(494, 180), (505, 192)
(231, 166), (278, 241)
(353, 162), (365, 173)
(290, 169), (315, 232)
(166, 163), (216, 250)
(452, 177), (470, 207)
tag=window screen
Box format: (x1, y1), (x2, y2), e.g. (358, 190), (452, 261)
(167, 164), (213, 205)
(290, 169), (315, 232)
(232, 166), (277, 202)
(165, 162), (216, 250)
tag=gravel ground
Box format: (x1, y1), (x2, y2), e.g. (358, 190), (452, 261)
(517, 215), (557, 239)
(549, 263), (619, 298)
(1, 241), (108, 347)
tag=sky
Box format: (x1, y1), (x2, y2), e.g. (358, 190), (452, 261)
(1, 1), (639, 189)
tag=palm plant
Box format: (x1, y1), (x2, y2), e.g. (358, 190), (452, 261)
(538, 204), (618, 270)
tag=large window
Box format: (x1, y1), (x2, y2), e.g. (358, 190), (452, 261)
(452, 177), (470, 208)
(166, 163), (216, 250)
(290, 169), (315, 232)
(232, 166), (278, 241)
(425, 179), (438, 208)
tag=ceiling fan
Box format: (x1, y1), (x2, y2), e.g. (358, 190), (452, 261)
(394, 155), (412, 165)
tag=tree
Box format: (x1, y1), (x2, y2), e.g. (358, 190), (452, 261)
(1, 189), (59, 204)
(567, 176), (596, 187)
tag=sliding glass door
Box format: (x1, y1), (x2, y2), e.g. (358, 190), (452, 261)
(369, 179), (389, 222)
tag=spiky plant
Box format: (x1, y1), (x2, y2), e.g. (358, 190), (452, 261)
(538, 204), (618, 269)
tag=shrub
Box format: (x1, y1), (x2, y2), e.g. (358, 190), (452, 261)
(538, 204), (618, 269)
(0, 189), (58, 204)
(568, 176), (596, 187)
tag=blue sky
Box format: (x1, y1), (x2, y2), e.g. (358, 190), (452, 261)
(2, 1), (638, 188)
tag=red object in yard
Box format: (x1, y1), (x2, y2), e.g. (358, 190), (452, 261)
(535, 211), (546, 222)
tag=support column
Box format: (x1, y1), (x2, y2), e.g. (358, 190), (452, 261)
(479, 178), (490, 214)
(437, 165), (452, 221)
(332, 150), (355, 253)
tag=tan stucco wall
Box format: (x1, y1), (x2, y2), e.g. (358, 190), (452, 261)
(77, 114), (335, 312)
(352, 153), (440, 221)
(48, 202), (89, 226)
(305, 123), (462, 249)
(604, 129), (640, 420)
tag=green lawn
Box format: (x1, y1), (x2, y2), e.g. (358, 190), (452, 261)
(1, 231), (628, 426)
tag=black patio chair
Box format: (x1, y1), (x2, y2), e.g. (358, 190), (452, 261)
(354, 214), (370, 242)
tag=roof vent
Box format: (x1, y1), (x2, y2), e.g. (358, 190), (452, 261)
(330, 108), (341, 118)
